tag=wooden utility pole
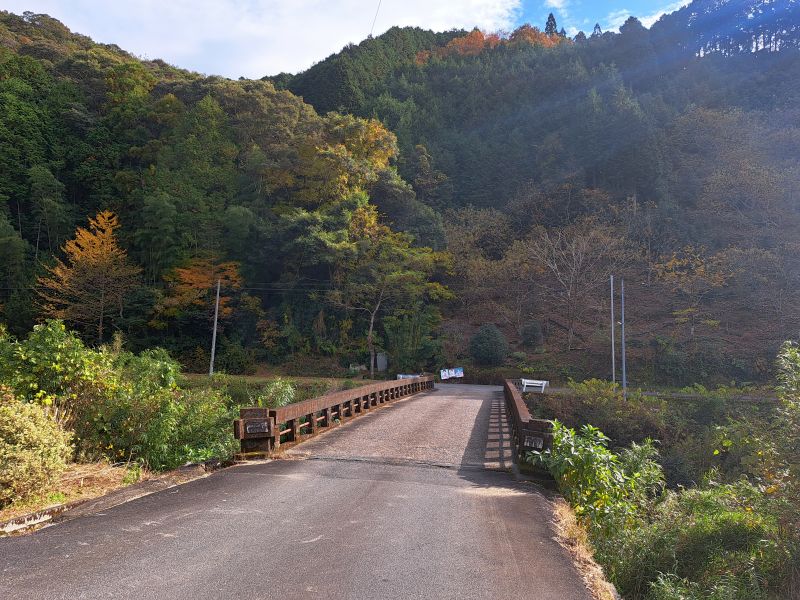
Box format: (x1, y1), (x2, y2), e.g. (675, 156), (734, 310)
(610, 274), (616, 384)
(209, 278), (221, 376)
(621, 278), (628, 399)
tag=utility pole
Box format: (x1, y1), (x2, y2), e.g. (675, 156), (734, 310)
(610, 274), (616, 384)
(621, 277), (627, 399)
(209, 278), (221, 376)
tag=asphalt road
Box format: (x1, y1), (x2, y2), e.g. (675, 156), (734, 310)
(1, 384), (590, 600)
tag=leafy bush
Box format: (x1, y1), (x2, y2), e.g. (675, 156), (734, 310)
(611, 480), (781, 600)
(521, 321), (543, 349)
(252, 377), (295, 408)
(0, 321), (239, 472)
(469, 324), (508, 366)
(529, 422), (664, 535)
(510, 351), (528, 363)
(133, 388), (237, 470)
(75, 348), (182, 462)
(540, 379), (669, 450)
(535, 379), (756, 486)
(0, 320), (119, 428)
(0, 386), (73, 506)
(216, 338), (256, 375)
(531, 420), (787, 599)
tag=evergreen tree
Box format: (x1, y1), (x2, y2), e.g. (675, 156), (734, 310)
(545, 13), (558, 36)
(133, 192), (179, 284)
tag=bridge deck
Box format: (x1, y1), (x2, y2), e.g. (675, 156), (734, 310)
(0, 384), (590, 600)
(285, 383), (514, 470)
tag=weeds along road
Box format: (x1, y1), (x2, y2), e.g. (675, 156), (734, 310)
(1, 384), (590, 600)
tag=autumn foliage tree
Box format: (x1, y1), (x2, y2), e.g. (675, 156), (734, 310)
(38, 211), (140, 343)
(508, 24), (565, 48)
(153, 259), (243, 327)
(417, 25), (564, 64)
(327, 205), (450, 377)
(655, 246), (729, 340)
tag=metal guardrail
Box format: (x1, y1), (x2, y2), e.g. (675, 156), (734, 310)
(503, 379), (554, 465)
(234, 375), (436, 455)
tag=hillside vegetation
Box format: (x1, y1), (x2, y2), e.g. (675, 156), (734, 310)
(0, 11), (447, 376)
(279, 0), (800, 384)
(2, 2), (800, 384)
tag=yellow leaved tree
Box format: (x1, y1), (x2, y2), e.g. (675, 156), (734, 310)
(38, 211), (141, 343)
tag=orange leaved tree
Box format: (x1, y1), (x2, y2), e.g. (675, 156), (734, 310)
(38, 211), (141, 343)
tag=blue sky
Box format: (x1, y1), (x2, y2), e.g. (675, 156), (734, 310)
(2, 1), (688, 77)
(518, 0), (688, 36)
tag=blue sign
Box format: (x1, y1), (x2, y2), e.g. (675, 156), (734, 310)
(440, 367), (464, 380)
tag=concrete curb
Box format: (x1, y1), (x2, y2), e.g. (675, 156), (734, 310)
(0, 458), (236, 536)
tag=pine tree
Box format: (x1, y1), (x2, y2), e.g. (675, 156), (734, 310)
(38, 211), (141, 343)
(592, 23), (603, 37)
(545, 13), (558, 36)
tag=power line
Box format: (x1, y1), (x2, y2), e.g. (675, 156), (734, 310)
(370, 0), (382, 37)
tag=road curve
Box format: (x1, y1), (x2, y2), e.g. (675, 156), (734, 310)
(1, 384), (590, 600)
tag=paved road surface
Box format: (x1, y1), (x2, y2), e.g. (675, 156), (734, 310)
(1, 384), (590, 600)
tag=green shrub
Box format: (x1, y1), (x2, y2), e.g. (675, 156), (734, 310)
(625, 482), (779, 600)
(529, 422), (664, 535)
(136, 387), (237, 470)
(469, 324), (508, 366)
(71, 348), (181, 461)
(0, 320), (119, 429)
(0, 321), (239, 471)
(510, 351), (528, 363)
(543, 379), (669, 452)
(0, 386), (73, 506)
(252, 377), (295, 408)
(532, 420), (785, 600)
(521, 321), (543, 349)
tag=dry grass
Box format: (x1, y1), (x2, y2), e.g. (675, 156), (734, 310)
(0, 461), (145, 523)
(551, 498), (619, 600)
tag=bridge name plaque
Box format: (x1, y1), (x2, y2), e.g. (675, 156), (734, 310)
(524, 435), (544, 450)
(245, 420), (270, 435)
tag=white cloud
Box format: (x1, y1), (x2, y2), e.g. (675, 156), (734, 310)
(1, 0), (522, 77)
(603, 1), (689, 33)
(604, 8), (631, 31)
(544, 0), (569, 20)
(640, 1), (689, 28)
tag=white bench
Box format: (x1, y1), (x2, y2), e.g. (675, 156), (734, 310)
(520, 378), (549, 393)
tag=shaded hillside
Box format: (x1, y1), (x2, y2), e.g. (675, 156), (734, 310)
(276, 1), (800, 383)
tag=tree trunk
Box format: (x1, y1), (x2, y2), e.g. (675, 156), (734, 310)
(98, 291), (105, 344)
(367, 309), (377, 379)
(567, 321), (574, 351)
(35, 220), (41, 262)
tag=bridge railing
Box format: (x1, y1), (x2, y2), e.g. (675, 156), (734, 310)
(234, 375), (435, 456)
(503, 379), (554, 466)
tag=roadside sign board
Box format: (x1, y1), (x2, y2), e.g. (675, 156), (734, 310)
(440, 367), (464, 380)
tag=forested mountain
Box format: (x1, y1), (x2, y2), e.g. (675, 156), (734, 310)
(2, 1), (800, 383)
(275, 0), (800, 384)
(0, 11), (447, 375)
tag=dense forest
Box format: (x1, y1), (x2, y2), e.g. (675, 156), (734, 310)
(277, 0), (800, 384)
(2, 1), (800, 384)
(0, 10), (448, 377)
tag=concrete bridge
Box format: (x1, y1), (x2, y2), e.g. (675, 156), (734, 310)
(1, 383), (590, 600)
